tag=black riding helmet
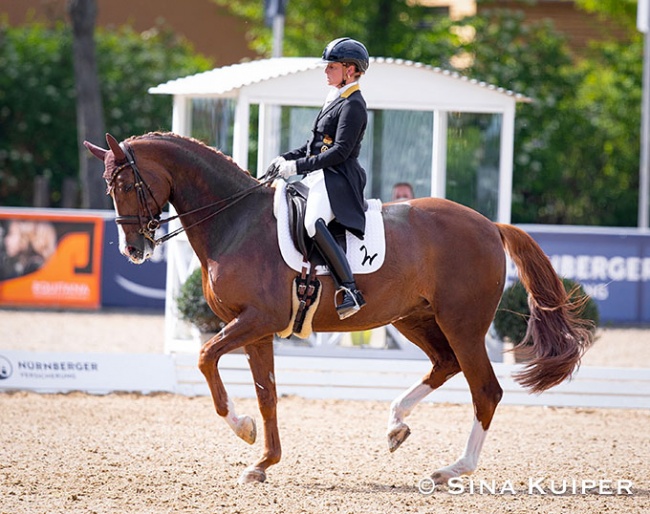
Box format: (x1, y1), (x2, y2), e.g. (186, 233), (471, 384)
(322, 38), (369, 73)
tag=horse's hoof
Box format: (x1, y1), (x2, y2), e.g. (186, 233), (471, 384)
(236, 416), (256, 445)
(387, 422), (411, 452)
(238, 466), (266, 484)
(430, 470), (452, 485)
(431, 461), (472, 485)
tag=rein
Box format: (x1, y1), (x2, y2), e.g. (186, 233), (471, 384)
(110, 141), (275, 246)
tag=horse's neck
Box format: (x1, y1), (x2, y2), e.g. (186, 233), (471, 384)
(166, 145), (255, 215)
(160, 143), (266, 259)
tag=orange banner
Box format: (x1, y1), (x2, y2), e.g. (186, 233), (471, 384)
(0, 211), (104, 309)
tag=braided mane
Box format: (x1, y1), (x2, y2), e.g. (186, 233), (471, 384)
(126, 131), (252, 177)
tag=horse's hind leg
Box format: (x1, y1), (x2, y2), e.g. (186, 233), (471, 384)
(430, 332), (503, 484)
(238, 339), (281, 484)
(390, 315), (502, 483)
(387, 319), (461, 452)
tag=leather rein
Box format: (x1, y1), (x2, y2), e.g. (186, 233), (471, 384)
(107, 141), (274, 246)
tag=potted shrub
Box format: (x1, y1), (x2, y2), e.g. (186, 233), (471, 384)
(493, 278), (599, 362)
(176, 267), (225, 344)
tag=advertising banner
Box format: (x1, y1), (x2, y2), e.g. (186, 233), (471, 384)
(0, 350), (175, 394)
(101, 219), (167, 310)
(513, 226), (650, 324)
(0, 210), (104, 309)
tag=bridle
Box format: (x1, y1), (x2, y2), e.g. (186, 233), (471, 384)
(107, 141), (275, 246)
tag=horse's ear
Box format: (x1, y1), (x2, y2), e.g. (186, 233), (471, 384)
(106, 133), (126, 161)
(83, 140), (107, 161)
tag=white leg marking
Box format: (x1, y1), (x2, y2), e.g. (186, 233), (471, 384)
(223, 397), (240, 431)
(388, 382), (433, 429)
(386, 382), (433, 452)
(222, 397), (256, 444)
(432, 417), (487, 484)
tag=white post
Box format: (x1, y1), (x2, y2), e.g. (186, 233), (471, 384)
(232, 96), (250, 170)
(262, 9), (284, 175)
(171, 95), (191, 136)
(165, 94), (197, 353)
(258, 103), (281, 176)
(431, 110), (448, 198)
(498, 104), (515, 224)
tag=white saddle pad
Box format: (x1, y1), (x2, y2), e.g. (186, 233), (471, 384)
(273, 181), (385, 275)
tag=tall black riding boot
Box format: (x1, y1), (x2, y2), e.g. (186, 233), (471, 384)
(313, 218), (366, 320)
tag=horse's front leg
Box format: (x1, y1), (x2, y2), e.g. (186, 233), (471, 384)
(198, 314), (270, 445)
(238, 339), (281, 484)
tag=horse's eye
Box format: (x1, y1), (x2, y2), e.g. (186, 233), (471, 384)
(122, 183), (134, 193)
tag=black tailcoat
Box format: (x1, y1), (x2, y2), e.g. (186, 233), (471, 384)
(282, 85), (367, 239)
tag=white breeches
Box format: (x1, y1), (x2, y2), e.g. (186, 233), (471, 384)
(303, 170), (335, 237)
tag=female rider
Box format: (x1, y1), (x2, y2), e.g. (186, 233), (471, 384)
(272, 37), (370, 320)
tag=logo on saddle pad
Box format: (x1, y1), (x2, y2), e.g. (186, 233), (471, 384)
(273, 181), (386, 274)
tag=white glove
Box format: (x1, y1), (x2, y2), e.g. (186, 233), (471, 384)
(278, 159), (297, 179)
(264, 156), (285, 178)
(269, 156), (284, 168)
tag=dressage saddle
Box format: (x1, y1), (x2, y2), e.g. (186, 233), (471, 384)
(285, 182), (347, 264)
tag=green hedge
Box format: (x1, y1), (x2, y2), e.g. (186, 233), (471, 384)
(0, 21), (212, 207)
(176, 268), (225, 333)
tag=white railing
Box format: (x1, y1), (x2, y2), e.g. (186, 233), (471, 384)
(172, 352), (650, 410)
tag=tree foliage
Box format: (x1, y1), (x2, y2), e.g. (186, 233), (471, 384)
(0, 22), (76, 207)
(212, 0), (643, 226)
(2, 2), (644, 226)
(575, 0), (638, 30)
(461, 10), (581, 223)
(212, 0), (460, 66)
(0, 20), (211, 207)
(461, 6), (641, 225)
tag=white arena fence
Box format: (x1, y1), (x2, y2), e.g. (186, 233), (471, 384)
(1, 349), (648, 410)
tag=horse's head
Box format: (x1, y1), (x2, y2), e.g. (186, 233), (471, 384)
(84, 133), (172, 264)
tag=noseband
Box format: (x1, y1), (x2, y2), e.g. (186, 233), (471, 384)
(107, 140), (274, 246)
(106, 142), (164, 245)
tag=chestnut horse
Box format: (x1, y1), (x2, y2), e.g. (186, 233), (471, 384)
(84, 132), (593, 485)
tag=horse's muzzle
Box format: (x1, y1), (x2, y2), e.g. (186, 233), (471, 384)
(123, 241), (154, 264)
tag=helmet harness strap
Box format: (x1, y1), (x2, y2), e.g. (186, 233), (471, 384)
(339, 63), (352, 88)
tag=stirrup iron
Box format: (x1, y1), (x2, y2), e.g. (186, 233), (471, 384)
(335, 285), (366, 320)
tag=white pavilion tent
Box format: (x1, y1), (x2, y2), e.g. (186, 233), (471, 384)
(148, 56), (529, 354)
(150, 56), (529, 221)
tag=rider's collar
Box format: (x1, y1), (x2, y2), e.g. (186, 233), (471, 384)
(339, 82), (360, 98)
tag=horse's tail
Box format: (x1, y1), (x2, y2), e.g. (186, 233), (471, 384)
(496, 223), (594, 393)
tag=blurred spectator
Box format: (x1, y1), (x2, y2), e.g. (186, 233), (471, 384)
(391, 182), (414, 201)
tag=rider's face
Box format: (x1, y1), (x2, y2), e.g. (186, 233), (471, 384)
(325, 62), (345, 87)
